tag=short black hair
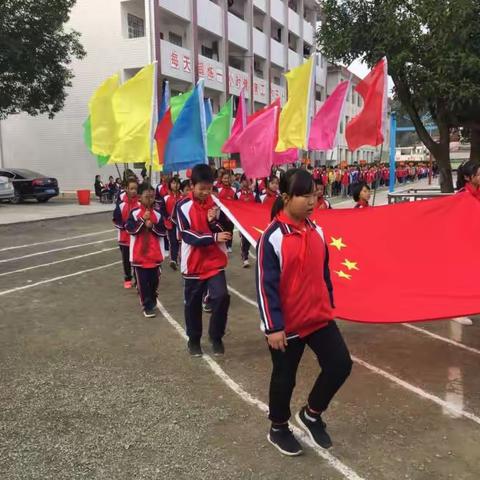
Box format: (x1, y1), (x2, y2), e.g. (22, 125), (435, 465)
(138, 183), (154, 195)
(126, 177), (138, 187)
(180, 179), (191, 191)
(352, 181), (370, 202)
(457, 160), (480, 189)
(191, 164), (214, 185)
(271, 168), (314, 219)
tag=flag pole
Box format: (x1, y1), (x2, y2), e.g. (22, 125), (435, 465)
(372, 143), (383, 206)
(114, 164), (122, 180)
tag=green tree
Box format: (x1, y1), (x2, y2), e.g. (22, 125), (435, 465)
(318, 0), (480, 192)
(0, 0), (85, 119)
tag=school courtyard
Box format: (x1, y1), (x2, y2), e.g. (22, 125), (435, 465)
(1, 188), (479, 480)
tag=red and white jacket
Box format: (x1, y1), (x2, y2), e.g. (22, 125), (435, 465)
(256, 211), (334, 339)
(163, 191), (182, 229)
(174, 192), (228, 280)
(125, 206), (167, 268)
(354, 200), (369, 209)
(113, 196), (140, 246)
(315, 197), (332, 210)
(258, 189), (280, 208)
(217, 185), (236, 201)
(236, 188), (255, 202)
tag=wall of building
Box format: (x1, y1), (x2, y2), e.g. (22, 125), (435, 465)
(0, 0), (146, 191)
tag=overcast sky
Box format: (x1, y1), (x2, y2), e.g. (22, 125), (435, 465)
(347, 58), (395, 95)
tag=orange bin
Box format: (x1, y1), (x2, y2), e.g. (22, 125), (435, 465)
(76, 189), (91, 205)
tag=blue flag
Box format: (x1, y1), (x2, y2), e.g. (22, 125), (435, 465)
(204, 98), (213, 128)
(164, 80), (207, 172)
(158, 79), (170, 121)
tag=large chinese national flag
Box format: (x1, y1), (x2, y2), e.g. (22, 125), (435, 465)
(215, 192), (480, 323)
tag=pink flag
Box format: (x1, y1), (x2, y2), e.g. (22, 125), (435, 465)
(273, 148), (298, 165)
(308, 80), (350, 150)
(237, 106), (278, 179)
(222, 88), (246, 153)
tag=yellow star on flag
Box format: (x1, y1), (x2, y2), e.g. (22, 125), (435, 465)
(330, 237), (347, 251)
(342, 259), (359, 271)
(335, 270), (352, 280)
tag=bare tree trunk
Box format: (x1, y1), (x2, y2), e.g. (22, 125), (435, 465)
(393, 76), (454, 192)
(470, 125), (480, 162)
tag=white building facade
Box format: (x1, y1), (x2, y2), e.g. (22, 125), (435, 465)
(0, 0), (372, 191)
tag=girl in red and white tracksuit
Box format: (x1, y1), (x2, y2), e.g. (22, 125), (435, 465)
(257, 176), (280, 209)
(164, 177), (182, 269)
(113, 178), (139, 288)
(216, 171), (236, 252)
(236, 174), (256, 267)
(126, 183), (167, 318)
(256, 168), (352, 456)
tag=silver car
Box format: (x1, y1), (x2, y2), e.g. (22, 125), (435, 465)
(0, 175), (15, 202)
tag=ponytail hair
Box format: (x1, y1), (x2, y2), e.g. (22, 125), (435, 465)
(270, 168), (314, 220)
(457, 160), (480, 190)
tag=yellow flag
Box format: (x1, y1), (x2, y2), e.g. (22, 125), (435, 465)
(276, 56), (314, 151)
(89, 73), (120, 157)
(109, 64), (156, 164)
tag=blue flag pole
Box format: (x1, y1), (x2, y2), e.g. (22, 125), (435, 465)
(389, 112), (397, 193)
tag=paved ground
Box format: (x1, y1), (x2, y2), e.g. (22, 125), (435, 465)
(0, 197), (113, 225)
(3, 178), (479, 480)
(0, 177), (438, 225)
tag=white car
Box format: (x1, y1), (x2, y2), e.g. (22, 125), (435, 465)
(0, 175), (15, 202)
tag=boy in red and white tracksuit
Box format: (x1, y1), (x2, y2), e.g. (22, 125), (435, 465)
(126, 184), (167, 318)
(113, 178), (139, 288)
(216, 171), (236, 252)
(174, 164), (232, 356)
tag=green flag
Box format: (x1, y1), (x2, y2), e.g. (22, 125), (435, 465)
(171, 90), (192, 123)
(207, 97), (233, 158)
(83, 116), (110, 167)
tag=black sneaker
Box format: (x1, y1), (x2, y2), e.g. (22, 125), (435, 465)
(210, 338), (225, 356)
(202, 302), (212, 313)
(187, 339), (203, 357)
(267, 424), (303, 456)
(143, 308), (156, 318)
(295, 406), (332, 449)
(169, 260), (178, 271)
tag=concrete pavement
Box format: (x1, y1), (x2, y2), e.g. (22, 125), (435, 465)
(1, 211), (479, 479)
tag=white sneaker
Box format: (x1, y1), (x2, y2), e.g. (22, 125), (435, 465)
(227, 247), (232, 254)
(453, 317), (473, 325)
(242, 259), (250, 268)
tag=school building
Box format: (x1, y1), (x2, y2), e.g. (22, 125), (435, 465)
(0, 0), (383, 191)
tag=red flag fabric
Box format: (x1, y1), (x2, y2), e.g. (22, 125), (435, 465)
(154, 108), (173, 165)
(214, 191), (480, 323)
(346, 57), (388, 152)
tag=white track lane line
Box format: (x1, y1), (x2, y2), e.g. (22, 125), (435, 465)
(227, 286), (480, 426)
(0, 229), (114, 252)
(0, 261), (121, 296)
(402, 323), (480, 356)
(232, 279), (480, 358)
(0, 248), (117, 277)
(156, 299), (364, 480)
(0, 238), (116, 264)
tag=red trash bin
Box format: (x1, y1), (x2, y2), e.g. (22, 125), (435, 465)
(76, 189), (91, 205)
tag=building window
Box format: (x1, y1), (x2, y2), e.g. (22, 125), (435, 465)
(315, 90), (322, 102)
(201, 45), (214, 59)
(127, 14), (145, 39)
(340, 120), (344, 134)
(168, 32), (183, 47)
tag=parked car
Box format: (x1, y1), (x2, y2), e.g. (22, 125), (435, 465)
(0, 175), (15, 202)
(0, 168), (59, 203)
